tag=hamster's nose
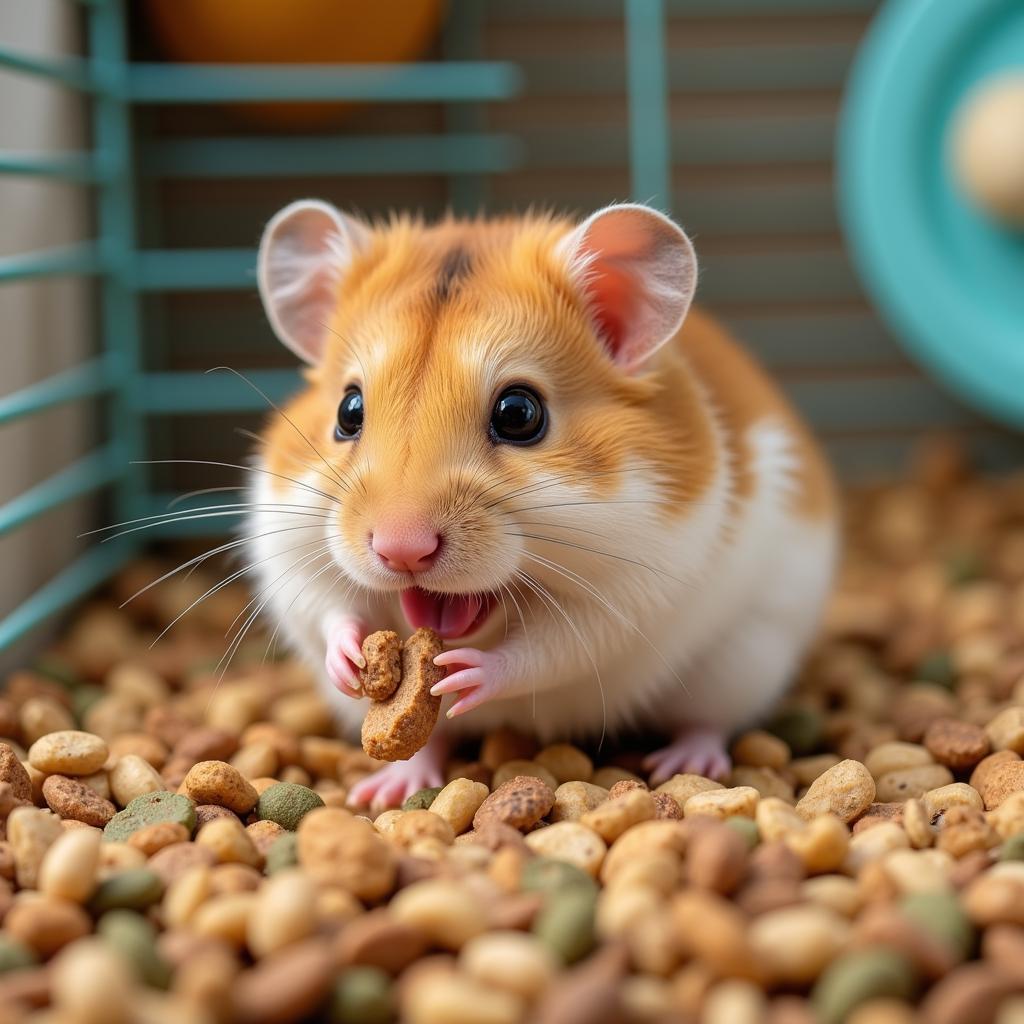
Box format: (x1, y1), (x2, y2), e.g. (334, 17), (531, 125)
(371, 526), (442, 573)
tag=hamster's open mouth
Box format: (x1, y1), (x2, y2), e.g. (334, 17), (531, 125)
(399, 587), (497, 640)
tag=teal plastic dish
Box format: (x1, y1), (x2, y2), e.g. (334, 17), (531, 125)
(838, 0), (1024, 430)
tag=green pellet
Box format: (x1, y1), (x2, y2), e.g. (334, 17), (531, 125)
(89, 869), (164, 912)
(401, 787), (443, 812)
(256, 782), (325, 831)
(914, 650), (957, 690)
(98, 910), (171, 989)
(766, 706), (823, 756)
(0, 936), (37, 974)
(520, 856), (598, 899)
(265, 832), (299, 874)
(104, 791), (196, 843)
(724, 815), (760, 849)
(331, 966), (393, 1024)
(1001, 833), (1024, 862)
(532, 886), (597, 965)
(812, 949), (917, 1024)
(901, 891), (975, 960)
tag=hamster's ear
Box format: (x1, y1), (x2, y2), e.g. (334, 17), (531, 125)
(257, 199), (369, 364)
(558, 203), (697, 370)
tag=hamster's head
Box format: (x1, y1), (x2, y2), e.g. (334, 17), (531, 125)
(256, 201), (711, 640)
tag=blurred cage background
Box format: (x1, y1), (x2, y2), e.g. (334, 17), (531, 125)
(2, 0), (1022, 668)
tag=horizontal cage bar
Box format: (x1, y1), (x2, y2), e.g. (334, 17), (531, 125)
(135, 369), (301, 413)
(0, 356), (121, 427)
(0, 243), (105, 284)
(0, 444), (127, 539)
(0, 540), (136, 652)
(141, 133), (524, 178)
(0, 48), (98, 91)
(0, 153), (105, 183)
(125, 62), (522, 104)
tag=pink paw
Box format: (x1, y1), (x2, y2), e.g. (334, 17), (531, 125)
(431, 647), (506, 719)
(643, 726), (731, 786)
(348, 745), (446, 813)
(324, 616), (368, 699)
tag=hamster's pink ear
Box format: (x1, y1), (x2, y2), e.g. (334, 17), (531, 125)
(558, 203), (697, 370)
(257, 199), (369, 364)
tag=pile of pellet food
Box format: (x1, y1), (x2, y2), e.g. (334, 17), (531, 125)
(4, 445), (1024, 1024)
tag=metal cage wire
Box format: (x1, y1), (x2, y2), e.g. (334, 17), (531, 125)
(0, 0), (670, 652)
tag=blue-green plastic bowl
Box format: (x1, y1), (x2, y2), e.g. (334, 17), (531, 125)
(838, 0), (1024, 430)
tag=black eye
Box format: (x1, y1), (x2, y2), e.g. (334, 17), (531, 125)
(335, 387), (364, 440)
(490, 386), (547, 445)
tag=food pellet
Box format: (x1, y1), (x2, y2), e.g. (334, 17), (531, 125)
(3, 463), (1024, 1019)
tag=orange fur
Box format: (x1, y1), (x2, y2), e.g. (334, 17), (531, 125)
(263, 212), (830, 542)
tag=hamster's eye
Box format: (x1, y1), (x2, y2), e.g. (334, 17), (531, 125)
(335, 387), (364, 440)
(490, 386), (546, 446)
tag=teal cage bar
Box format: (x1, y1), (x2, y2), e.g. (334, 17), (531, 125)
(0, 0), (672, 654)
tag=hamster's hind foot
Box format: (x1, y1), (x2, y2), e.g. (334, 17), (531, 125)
(347, 732), (450, 812)
(643, 725), (731, 786)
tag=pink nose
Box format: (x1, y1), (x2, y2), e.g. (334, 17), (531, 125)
(371, 526), (441, 573)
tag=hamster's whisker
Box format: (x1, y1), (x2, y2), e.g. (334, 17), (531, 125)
(518, 549), (689, 696)
(263, 555), (342, 664)
(513, 568), (607, 748)
(206, 367), (355, 496)
(482, 469), (628, 512)
(167, 485), (246, 509)
(87, 503), (332, 543)
(222, 539), (334, 640)
(216, 542), (334, 682)
(150, 533), (331, 648)
(117, 524), (326, 612)
(500, 577), (535, 717)
(131, 459), (338, 505)
(507, 530), (690, 587)
(506, 498), (677, 516)
(234, 426), (360, 496)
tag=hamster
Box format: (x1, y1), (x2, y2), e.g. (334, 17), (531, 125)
(246, 200), (838, 809)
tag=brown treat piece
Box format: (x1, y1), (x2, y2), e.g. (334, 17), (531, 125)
(977, 759), (1024, 809)
(334, 908), (430, 974)
(607, 779), (647, 798)
(173, 727), (238, 765)
(652, 791), (683, 820)
(480, 728), (538, 771)
(852, 802), (905, 833)
(982, 925), (1024, 983)
(183, 760), (258, 815)
(41, 775), (115, 827)
(231, 939), (335, 1024)
(195, 804), (239, 828)
(246, 819), (286, 857)
(359, 630), (402, 700)
(924, 718), (991, 770)
(147, 840), (217, 886)
(361, 628), (444, 762)
(918, 962), (1015, 1024)
(686, 820), (749, 894)
(0, 780), (30, 818)
(0, 743), (31, 802)
(489, 891), (544, 930)
(473, 775), (555, 832)
(457, 822), (530, 851)
(127, 821), (190, 857)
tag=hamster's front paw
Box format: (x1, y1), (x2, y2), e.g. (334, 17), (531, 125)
(643, 725), (731, 785)
(324, 615), (369, 699)
(431, 647), (508, 719)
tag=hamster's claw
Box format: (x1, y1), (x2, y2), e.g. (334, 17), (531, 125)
(644, 725), (731, 786)
(324, 617), (368, 699)
(347, 739), (447, 812)
(432, 648), (504, 719)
